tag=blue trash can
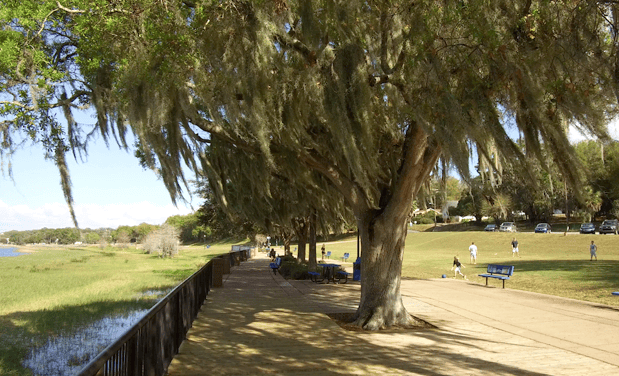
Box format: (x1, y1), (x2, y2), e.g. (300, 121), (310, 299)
(353, 257), (361, 281)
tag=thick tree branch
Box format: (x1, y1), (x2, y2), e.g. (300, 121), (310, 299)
(273, 33), (317, 66)
(294, 147), (371, 214)
(188, 115), (262, 156)
(379, 9), (408, 76)
(383, 121), (441, 222)
(0, 90), (90, 111)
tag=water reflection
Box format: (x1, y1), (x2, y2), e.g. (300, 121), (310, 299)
(23, 310), (147, 376)
(135, 289), (170, 299)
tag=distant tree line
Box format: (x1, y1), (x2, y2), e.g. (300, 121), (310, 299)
(452, 140), (619, 224)
(2, 200), (257, 246)
(2, 227), (86, 245)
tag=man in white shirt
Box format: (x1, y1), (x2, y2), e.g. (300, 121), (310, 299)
(469, 242), (478, 264)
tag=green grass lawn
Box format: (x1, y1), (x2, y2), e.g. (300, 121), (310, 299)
(319, 231), (619, 306)
(0, 242), (236, 376)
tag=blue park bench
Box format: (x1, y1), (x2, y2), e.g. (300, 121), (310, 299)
(341, 252), (350, 262)
(478, 264), (514, 289)
(335, 270), (350, 283)
(307, 271), (324, 283)
(270, 257), (282, 275)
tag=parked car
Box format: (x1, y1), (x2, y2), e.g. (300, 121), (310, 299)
(484, 224), (497, 232)
(599, 219), (618, 235)
(534, 223), (552, 233)
(579, 223), (596, 234)
(499, 222), (517, 232)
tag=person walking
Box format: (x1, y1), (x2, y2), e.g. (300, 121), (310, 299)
(321, 244), (326, 260)
(469, 242), (478, 264)
(590, 240), (598, 261)
(269, 248), (276, 261)
(511, 237), (520, 258)
(451, 256), (467, 279)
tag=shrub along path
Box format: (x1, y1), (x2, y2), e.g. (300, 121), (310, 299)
(166, 253), (619, 375)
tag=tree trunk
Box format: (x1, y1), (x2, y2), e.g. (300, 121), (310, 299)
(308, 209), (317, 270)
(345, 123), (439, 330)
(352, 211), (411, 330)
(293, 218), (308, 261)
(297, 234), (307, 260)
(307, 122), (439, 330)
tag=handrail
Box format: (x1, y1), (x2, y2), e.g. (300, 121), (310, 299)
(78, 250), (249, 376)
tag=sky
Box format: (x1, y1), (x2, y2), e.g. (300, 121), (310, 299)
(0, 133), (197, 232)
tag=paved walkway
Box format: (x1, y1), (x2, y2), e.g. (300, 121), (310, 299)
(166, 254), (619, 375)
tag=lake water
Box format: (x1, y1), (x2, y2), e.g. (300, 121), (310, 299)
(0, 247), (25, 257)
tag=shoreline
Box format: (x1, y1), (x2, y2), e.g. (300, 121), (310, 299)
(0, 245), (37, 253)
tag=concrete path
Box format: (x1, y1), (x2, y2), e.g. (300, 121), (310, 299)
(166, 254), (619, 375)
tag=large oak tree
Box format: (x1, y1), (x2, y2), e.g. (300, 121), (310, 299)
(3, 0), (619, 329)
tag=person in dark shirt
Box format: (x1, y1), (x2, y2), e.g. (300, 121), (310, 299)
(511, 238), (520, 258)
(451, 256), (467, 279)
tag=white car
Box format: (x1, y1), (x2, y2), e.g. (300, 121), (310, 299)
(499, 222), (517, 232)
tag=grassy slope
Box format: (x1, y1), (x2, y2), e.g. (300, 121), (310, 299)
(319, 230), (619, 306)
(0, 242), (236, 376)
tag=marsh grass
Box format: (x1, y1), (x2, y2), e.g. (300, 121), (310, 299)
(0, 242), (241, 375)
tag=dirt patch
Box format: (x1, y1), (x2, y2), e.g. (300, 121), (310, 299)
(15, 248), (37, 253)
(326, 312), (437, 332)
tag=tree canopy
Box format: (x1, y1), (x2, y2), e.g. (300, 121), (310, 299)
(3, 0), (619, 329)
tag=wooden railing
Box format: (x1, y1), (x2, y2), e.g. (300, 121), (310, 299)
(78, 250), (249, 376)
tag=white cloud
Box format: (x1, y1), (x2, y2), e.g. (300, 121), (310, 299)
(0, 200), (193, 232)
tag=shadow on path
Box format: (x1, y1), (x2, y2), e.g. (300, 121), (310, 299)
(168, 259), (555, 375)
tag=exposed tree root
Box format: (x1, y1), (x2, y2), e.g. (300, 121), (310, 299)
(327, 312), (435, 332)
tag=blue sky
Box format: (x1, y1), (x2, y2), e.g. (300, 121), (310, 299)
(0, 133), (196, 232)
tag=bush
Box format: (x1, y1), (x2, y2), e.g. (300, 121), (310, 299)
(278, 255), (310, 280)
(115, 231), (130, 248)
(143, 225), (180, 258)
(415, 216), (435, 224)
(412, 210), (442, 224)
